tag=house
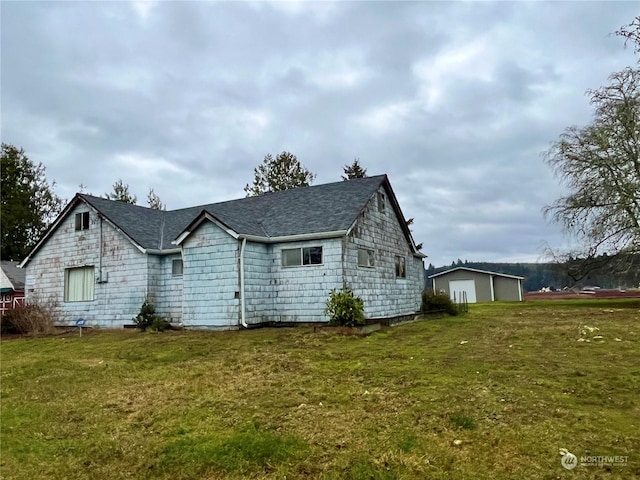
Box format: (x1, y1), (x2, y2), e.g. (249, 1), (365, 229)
(1, 261), (26, 315)
(428, 267), (524, 303)
(20, 175), (426, 329)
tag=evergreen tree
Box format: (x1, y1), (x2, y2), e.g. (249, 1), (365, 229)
(105, 179), (137, 204)
(245, 151), (316, 196)
(1, 143), (64, 260)
(147, 188), (165, 210)
(342, 158), (367, 180)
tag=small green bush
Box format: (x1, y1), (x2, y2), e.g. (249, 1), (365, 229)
(325, 288), (365, 327)
(134, 300), (162, 331)
(421, 290), (458, 316)
(150, 318), (171, 332)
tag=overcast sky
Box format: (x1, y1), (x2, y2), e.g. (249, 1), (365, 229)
(2, 1), (638, 266)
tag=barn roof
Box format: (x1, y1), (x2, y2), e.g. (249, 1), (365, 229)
(1, 260), (25, 291)
(427, 267), (524, 280)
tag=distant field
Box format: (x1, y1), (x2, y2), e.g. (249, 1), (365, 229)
(1, 300), (639, 479)
(526, 289), (640, 300)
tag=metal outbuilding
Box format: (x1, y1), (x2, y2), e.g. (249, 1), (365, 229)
(428, 267), (524, 303)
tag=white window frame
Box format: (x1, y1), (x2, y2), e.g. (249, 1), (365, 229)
(172, 259), (183, 276)
(357, 248), (375, 268)
(281, 246), (323, 267)
(395, 256), (406, 278)
(75, 212), (90, 231)
(64, 266), (95, 302)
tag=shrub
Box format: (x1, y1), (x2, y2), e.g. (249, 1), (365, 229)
(324, 288), (365, 327)
(150, 318), (172, 332)
(0, 303), (56, 336)
(134, 300), (160, 331)
(421, 290), (458, 316)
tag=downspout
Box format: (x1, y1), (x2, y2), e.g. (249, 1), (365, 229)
(518, 279), (523, 301)
(239, 238), (248, 328)
(99, 216), (103, 282)
(431, 278), (435, 293)
(341, 236), (348, 289)
(489, 274), (495, 301)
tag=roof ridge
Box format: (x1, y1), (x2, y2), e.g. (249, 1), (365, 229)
(164, 174), (387, 213)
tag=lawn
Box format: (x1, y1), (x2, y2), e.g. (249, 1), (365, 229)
(1, 300), (639, 479)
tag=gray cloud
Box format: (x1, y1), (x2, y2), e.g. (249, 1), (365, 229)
(2, 1), (637, 266)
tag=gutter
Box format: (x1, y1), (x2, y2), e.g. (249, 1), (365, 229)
(239, 238), (248, 328)
(143, 248), (182, 255)
(237, 230), (348, 244)
(174, 228), (348, 247)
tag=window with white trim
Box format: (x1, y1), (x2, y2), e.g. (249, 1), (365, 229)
(281, 246), (323, 266)
(395, 256), (406, 278)
(64, 266), (95, 302)
(172, 259), (183, 276)
(357, 248), (375, 268)
(75, 212), (89, 231)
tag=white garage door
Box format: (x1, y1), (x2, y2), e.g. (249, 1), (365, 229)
(449, 279), (477, 303)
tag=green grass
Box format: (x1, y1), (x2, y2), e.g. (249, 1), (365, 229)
(1, 300), (639, 479)
(449, 413), (476, 430)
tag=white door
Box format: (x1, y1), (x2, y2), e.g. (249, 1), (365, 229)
(449, 279), (477, 303)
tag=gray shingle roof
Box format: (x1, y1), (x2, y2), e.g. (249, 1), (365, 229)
(1, 260), (26, 290)
(427, 267), (524, 280)
(80, 175), (390, 250)
(79, 195), (167, 249)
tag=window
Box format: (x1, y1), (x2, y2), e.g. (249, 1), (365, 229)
(303, 246), (323, 265)
(75, 212), (90, 231)
(281, 246), (323, 266)
(377, 192), (386, 213)
(395, 256), (406, 278)
(358, 248), (375, 268)
(172, 259), (183, 276)
(282, 248), (302, 267)
(64, 266), (95, 302)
